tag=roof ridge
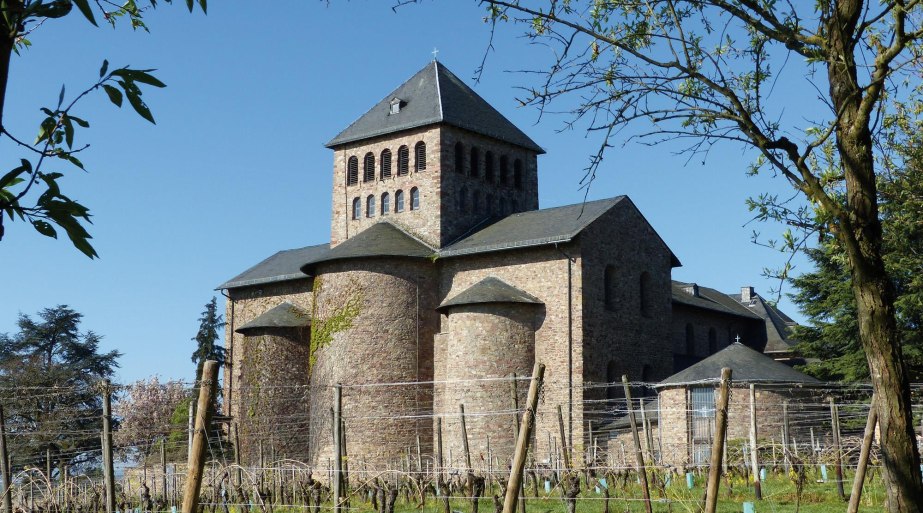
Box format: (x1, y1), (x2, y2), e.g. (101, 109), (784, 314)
(434, 60), (444, 120)
(379, 219), (437, 252)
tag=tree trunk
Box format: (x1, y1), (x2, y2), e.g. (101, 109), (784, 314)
(823, 2), (923, 510)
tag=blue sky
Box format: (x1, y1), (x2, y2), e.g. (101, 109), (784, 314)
(0, 1), (813, 383)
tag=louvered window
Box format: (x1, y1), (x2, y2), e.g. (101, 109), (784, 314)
(414, 141), (426, 171)
(410, 187), (420, 210)
(347, 156), (359, 186)
(380, 149), (392, 179)
(397, 146), (409, 176)
(363, 153), (375, 182)
(485, 152), (494, 182)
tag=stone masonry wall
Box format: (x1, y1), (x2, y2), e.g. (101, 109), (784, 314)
(330, 126), (442, 248)
(437, 303), (538, 469)
(671, 304), (764, 370)
(308, 258), (439, 471)
(439, 126), (539, 245)
(579, 200), (674, 456)
(437, 244), (582, 465)
(224, 280), (314, 427)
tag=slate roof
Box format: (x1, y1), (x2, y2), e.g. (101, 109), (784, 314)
(299, 221), (434, 274)
(730, 292), (798, 354)
(438, 277), (543, 311)
(672, 281), (762, 320)
(326, 61), (544, 153)
(439, 197), (673, 261)
(657, 343), (820, 386)
(217, 244), (329, 290)
(236, 302), (310, 333)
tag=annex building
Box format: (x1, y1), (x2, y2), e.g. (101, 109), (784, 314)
(217, 61), (800, 470)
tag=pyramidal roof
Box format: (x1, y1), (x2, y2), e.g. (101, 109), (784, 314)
(658, 343), (820, 387)
(326, 61), (544, 153)
(236, 302), (310, 333)
(299, 221), (435, 274)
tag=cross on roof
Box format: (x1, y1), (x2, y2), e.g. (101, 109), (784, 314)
(735, 334), (741, 343)
(431, 47), (439, 60)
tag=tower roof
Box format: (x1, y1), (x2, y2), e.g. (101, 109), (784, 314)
(437, 277), (543, 311)
(326, 61), (544, 153)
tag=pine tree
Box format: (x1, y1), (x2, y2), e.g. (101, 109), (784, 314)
(191, 297), (226, 384)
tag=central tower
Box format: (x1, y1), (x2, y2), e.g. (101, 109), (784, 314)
(325, 61), (544, 248)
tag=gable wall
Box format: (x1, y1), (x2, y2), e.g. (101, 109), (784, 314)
(578, 201), (674, 452)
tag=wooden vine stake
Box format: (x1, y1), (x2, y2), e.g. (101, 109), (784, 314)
(502, 362), (545, 513)
(704, 367), (732, 513)
(0, 403), (11, 513)
(181, 360), (218, 513)
(621, 375), (652, 513)
(749, 384), (761, 500)
(847, 395), (878, 513)
(102, 381), (116, 513)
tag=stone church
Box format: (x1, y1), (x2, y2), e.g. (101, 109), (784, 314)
(217, 61), (799, 469)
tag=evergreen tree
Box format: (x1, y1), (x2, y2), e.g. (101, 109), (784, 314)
(792, 132), (923, 381)
(0, 305), (120, 474)
(191, 297), (225, 384)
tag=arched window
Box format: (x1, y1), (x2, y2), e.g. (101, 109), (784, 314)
(484, 151), (494, 182)
(708, 328), (718, 354)
(685, 324), (695, 355)
(606, 360), (619, 401)
(454, 142), (464, 173)
(351, 197), (361, 220)
(640, 364), (653, 398)
(473, 190), (482, 214)
(380, 149), (392, 179)
(414, 141), (426, 171)
(511, 199), (519, 212)
(346, 156), (359, 186)
(499, 197), (508, 216)
(486, 193), (495, 215)
(363, 152), (375, 182)
(458, 187), (468, 213)
(395, 190), (405, 213)
(366, 195), (376, 218)
(410, 187), (420, 210)
(640, 272), (653, 318)
(381, 192), (390, 216)
(604, 265), (616, 311)
(470, 147), (480, 177)
(397, 146), (409, 176)
(499, 155), (509, 185)
(513, 159), (523, 189)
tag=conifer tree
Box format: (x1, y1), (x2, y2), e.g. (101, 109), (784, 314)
(191, 297), (225, 384)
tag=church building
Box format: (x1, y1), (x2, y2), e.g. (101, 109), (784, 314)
(217, 61), (799, 470)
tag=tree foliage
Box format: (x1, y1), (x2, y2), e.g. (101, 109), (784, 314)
(0, 0), (206, 257)
(113, 376), (189, 464)
(0, 305), (120, 473)
(191, 296), (225, 383)
(792, 109), (923, 382)
(472, 0), (923, 509)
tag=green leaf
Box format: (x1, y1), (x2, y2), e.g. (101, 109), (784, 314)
(199, 0), (207, 13)
(63, 115), (74, 148)
(63, 154), (86, 171)
(125, 88), (155, 124)
(73, 0), (98, 26)
(69, 115), (89, 128)
(102, 85), (123, 107)
(32, 220), (57, 238)
(0, 163), (29, 189)
(128, 70), (166, 88)
(99, 59), (109, 78)
(57, 84), (65, 109)
(185, 0), (194, 11)
(31, 0), (73, 19)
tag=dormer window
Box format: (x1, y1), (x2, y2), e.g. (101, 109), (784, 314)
(389, 97), (403, 114)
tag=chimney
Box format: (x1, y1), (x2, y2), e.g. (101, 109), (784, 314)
(683, 283), (700, 297)
(741, 286), (756, 303)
